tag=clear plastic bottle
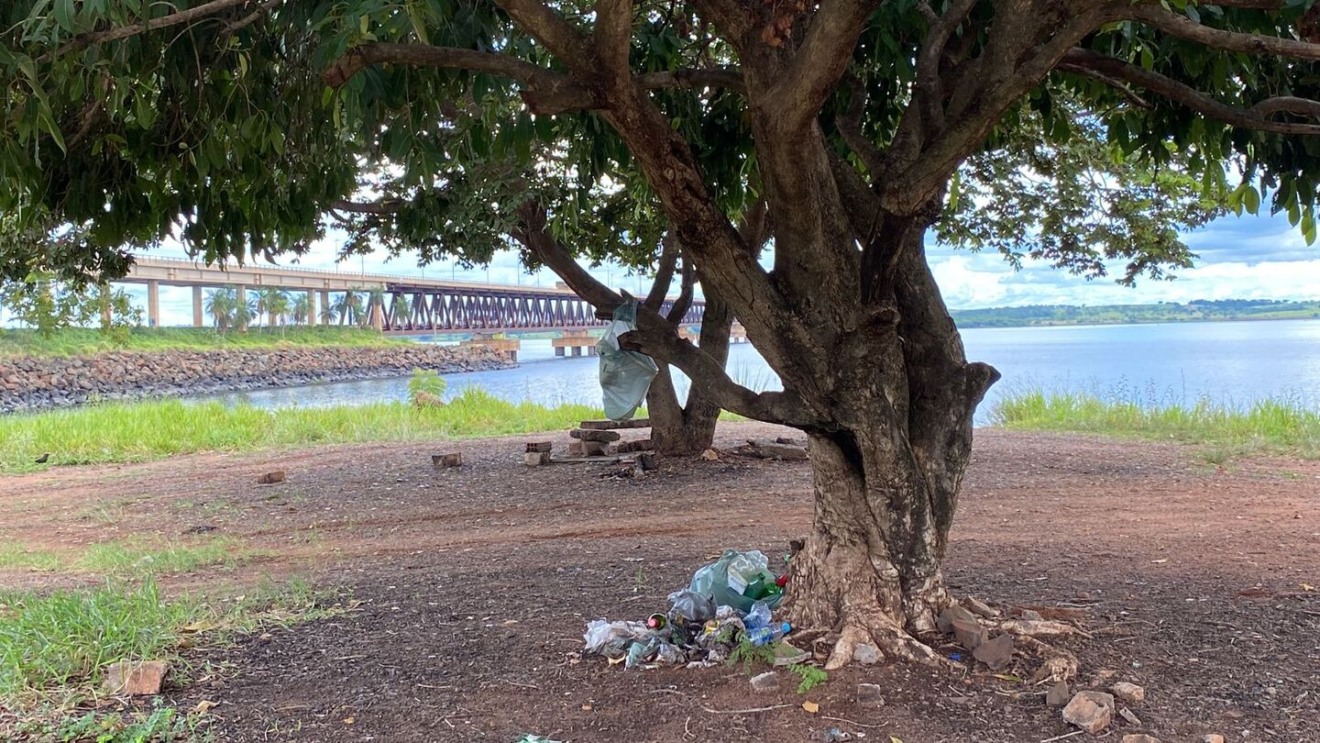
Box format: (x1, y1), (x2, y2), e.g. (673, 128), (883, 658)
(745, 621), (791, 646)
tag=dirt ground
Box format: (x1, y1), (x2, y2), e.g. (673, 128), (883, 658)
(2, 422), (1317, 742)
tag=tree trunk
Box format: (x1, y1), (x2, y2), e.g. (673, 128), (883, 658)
(779, 224), (999, 668)
(646, 286), (733, 456)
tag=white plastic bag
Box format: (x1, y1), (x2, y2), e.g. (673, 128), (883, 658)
(597, 299), (658, 421)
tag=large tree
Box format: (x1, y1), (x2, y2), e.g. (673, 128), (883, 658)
(4, 0), (1319, 666)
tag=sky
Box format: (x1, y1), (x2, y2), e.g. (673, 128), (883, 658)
(7, 207), (1319, 327)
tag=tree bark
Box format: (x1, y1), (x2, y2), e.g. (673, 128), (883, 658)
(778, 222), (999, 668)
(645, 292), (733, 456)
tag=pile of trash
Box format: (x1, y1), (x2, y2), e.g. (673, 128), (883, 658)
(583, 549), (802, 669)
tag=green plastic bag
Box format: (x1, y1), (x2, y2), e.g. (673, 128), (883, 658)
(597, 299), (658, 421)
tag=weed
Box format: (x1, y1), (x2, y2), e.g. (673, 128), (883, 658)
(0, 542), (62, 572)
(992, 391), (1320, 460)
(790, 663), (828, 694)
(727, 640), (776, 673)
(407, 368), (448, 403)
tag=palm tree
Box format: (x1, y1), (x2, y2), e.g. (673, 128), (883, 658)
(254, 288), (290, 328)
(333, 291), (365, 326)
(290, 293), (312, 326)
(204, 289), (237, 331)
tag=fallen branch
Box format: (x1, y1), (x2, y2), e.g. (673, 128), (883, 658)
(699, 704), (793, 714)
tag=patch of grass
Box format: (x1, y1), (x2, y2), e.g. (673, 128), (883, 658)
(0, 542), (62, 572)
(14, 702), (211, 743)
(991, 390), (1320, 459)
(77, 538), (251, 578)
(0, 326), (405, 357)
(0, 538), (252, 579)
(0, 387), (602, 472)
(0, 581), (201, 700)
(789, 663), (828, 694)
(0, 577), (347, 739)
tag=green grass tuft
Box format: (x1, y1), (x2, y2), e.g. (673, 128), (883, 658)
(0, 581), (201, 699)
(0, 387), (602, 472)
(992, 390), (1320, 458)
(0, 326), (405, 357)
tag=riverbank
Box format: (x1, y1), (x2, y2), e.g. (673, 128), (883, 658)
(2, 425), (1315, 741)
(0, 343), (512, 414)
(0, 326), (405, 356)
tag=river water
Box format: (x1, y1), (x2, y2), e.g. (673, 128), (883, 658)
(193, 319), (1320, 425)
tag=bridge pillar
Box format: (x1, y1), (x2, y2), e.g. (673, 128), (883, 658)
(236, 285), (248, 331)
(192, 286), (204, 327)
(147, 280), (160, 328)
(370, 298), (384, 332)
(308, 290), (318, 326)
(319, 290), (330, 324)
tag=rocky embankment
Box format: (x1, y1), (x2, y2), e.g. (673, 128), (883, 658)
(0, 344), (513, 413)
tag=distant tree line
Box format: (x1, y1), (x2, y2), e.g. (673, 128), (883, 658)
(953, 299), (1320, 328)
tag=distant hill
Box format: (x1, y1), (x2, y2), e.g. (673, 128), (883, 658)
(950, 299), (1320, 328)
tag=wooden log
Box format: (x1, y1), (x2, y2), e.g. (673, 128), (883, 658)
(432, 453), (463, 467)
(525, 441), (553, 453)
(570, 429), (622, 442)
(579, 418), (652, 430)
(615, 439), (653, 453)
(524, 451), (551, 466)
(568, 441), (585, 456)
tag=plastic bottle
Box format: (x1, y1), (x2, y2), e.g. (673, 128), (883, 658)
(743, 601), (772, 631)
(745, 621), (791, 646)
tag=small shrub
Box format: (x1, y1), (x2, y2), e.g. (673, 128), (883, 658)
(790, 663), (828, 693)
(727, 640), (776, 673)
(407, 368), (447, 405)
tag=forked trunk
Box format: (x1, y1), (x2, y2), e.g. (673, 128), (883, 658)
(646, 295), (732, 456)
(778, 227), (1000, 668)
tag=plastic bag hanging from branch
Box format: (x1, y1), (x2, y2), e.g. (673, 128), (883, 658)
(597, 298), (658, 421)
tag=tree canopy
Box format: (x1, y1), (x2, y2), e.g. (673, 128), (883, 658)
(5, 0), (1320, 667)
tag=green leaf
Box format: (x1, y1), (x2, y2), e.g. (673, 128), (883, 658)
(1242, 184), (1260, 214)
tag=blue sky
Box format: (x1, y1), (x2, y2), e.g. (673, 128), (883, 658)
(14, 207), (1320, 327)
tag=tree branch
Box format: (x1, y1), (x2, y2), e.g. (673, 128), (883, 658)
(594, 0), (634, 77)
(1128, 4), (1320, 62)
(836, 77), (887, 177)
(322, 43), (743, 114)
(665, 254), (696, 324)
(770, 0), (879, 133)
(38, 0), (254, 63)
(644, 233), (680, 311)
(329, 199), (404, 215)
(492, 0), (595, 72)
(513, 201), (813, 426)
(1059, 48), (1320, 135)
(1252, 96), (1320, 119)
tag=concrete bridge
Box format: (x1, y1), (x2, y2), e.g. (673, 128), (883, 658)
(119, 256), (734, 358)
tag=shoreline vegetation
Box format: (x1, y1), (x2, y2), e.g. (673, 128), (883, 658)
(952, 298), (1320, 328)
(993, 390), (1320, 460)
(0, 326), (406, 357)
(0, 389), (600, 473)
(1, 389), (1316, 474)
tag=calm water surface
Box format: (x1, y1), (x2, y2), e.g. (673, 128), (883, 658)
(193, 319), (1320, 425)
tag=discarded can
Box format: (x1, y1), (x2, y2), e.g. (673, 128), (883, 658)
(646, 613), (667, 630)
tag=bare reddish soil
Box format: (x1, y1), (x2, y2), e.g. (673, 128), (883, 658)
(1, 422), (1317, 742)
